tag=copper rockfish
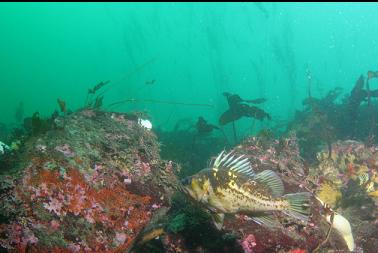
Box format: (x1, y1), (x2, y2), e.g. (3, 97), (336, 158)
(182, 151), (311, 228)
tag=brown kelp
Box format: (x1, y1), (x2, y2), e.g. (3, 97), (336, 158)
(219, 92), (270, 144)
(85, 80), (110, 109)
(366, 70), (378, 144)
(288, 71), (378, 162)
(57, 98), (67, 114)
(193, 116), (230, 153)
(196, 116), (219, 134)
(87, 80), (110, 95)
(220, 93), (270, 125)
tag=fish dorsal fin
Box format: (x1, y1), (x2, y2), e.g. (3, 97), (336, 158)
(253, 170), (284, 197)
(212, 151), (254, 177)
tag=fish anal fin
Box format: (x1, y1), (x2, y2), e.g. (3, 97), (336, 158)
(253, 170), (284, 197)
(211, 212), (225, 230)
(250, 214), (282, 228)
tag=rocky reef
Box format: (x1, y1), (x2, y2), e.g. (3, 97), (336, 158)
(0, 110), (179, 253)
(151, 135), (377, 253)
(309, 140), (378, 252)
(1, 107), (377, 253)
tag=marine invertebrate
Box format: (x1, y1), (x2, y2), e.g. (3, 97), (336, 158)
(239, 234), (257, 253)
(316, 182), (342, 208)
(289, 249), (306, 253)
(326, 212), (355, 251)
(6, 166), (154, 252)
(54, 144), (74, 157)
(314, 196), (355, 252)
(368, 189), (378, 197)
(0, 141), (10, 155)
(1, 109), (168, 253)
(138, 118), (152, 130)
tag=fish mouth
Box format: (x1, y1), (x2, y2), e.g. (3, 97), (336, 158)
(178, 177), (190, 193)
(180, 177), (191, 186)
(179, 177), (195, 197)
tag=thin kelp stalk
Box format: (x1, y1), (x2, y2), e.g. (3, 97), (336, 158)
(232, 120), (237, 144)
(306, 66), (312, 100)
(107, 98), (214, 109)
(313, 212), (334, 253)
(251, 117), (256, 133)
(84, 57), (157, 108)
(367, 75), (376, 145)
(219, 128), (231, 146)
(305, 69), (333, 158)
(106, 57), (157, 93)
(327, 138), (332, 159)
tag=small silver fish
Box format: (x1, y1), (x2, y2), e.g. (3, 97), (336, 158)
(182, 151), (311, 228)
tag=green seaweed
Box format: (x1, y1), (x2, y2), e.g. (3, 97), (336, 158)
(34, 227), (68, 249)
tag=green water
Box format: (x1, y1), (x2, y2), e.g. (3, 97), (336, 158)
(1, 2), (378, 139)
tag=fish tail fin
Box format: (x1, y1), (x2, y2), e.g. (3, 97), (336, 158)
(283, 192), (311, 223)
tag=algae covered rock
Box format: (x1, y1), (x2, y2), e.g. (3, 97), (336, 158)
(0, 110), (179, 253)
(315, 181), (342, 208)
(308, 140), (378, 252)
(311, 140), (378, 203)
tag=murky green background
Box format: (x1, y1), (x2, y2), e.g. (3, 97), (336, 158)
(1, 2), (378, 138)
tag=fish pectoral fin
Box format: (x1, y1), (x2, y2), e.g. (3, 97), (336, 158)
(211, 212), (225, 230)
(250, 214), (282, 228)
(252, 170), (284, 197)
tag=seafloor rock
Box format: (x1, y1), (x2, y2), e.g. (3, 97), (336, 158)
(157, 134), (350, 253)
(211, 135), (359, 252)
(0, 110), (179, 253)
(222, 135), (327, 252)
(2, 113), (377, 253)
(309, 140), (378, 252)
(158, 137), (377, 253)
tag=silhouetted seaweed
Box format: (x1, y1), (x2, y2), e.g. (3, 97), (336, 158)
(57, 98), (67, 114)
(287, 71), (378, 162)
(23, 112), (55, 136)
(14, 102), (24, 123)
(84, 80), (110, 110)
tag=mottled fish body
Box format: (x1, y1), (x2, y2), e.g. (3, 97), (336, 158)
(182, 151), (311, 228)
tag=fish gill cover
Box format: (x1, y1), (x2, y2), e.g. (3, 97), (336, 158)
(1, 2), (378, 253)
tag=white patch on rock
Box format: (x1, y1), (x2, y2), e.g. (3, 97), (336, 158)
(0, 141), (10, 155)
(138, 118), (152, 130)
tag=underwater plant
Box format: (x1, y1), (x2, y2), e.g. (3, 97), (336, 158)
(84, 80), (110, 110)
(22, 112), (55, 136)
(57, 98), (67, 114)
(219, 92), (270, 144)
